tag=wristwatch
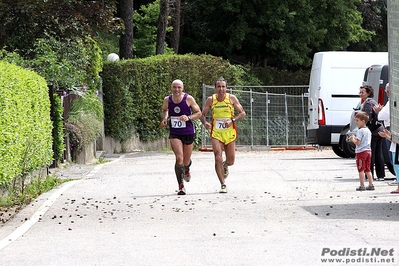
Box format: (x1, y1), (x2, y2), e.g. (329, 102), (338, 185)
(232, 118), (236, 123)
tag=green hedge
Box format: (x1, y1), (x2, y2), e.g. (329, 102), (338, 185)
(52, 94), (65, 163)
(101, 54), (248, 142)
(0, 61), (53, 184)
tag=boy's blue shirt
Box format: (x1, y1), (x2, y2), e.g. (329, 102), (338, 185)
(355, 126), (371, 153)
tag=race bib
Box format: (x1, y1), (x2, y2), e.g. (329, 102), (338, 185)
(214, 118), (229, 130)
(170, 116), (186, 128)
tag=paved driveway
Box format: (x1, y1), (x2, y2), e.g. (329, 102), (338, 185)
(0, 150), (397, 266)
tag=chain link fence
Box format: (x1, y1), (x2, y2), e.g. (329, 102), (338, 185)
(200, 85), (309, 148)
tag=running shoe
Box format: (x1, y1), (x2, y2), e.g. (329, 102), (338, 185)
(388, 181), (398, 186)
(356, 186), (366, 191)
(177, 184), (186, 195)
(222, 161), (229, 179)
(219, 184), (228, 193)
(366, 185), (375, 191)
(183, 167), (191, 182)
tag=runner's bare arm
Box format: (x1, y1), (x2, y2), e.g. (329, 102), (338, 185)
(160, 97), (169, 128)
(201, 96), (212, 130)
(186, 95), (202, 120)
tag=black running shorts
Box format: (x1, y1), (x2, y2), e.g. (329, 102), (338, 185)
(169, 134), (195, 145)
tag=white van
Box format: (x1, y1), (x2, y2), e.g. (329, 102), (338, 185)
(336, 65), (390, 158)
(306, 51), (388, 157)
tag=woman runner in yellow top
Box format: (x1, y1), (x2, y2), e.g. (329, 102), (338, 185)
(201, 78), (246, 193)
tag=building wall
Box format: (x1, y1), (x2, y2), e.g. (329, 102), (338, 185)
(388, 0), (399, 143)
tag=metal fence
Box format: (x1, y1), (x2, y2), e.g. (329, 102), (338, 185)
(201, 85), (309, 147)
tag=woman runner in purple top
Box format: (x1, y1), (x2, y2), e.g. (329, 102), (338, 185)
(160, 79), (202, 195)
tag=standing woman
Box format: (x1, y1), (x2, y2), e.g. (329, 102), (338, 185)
(374, 83), (395, 182)
(359, 85), (385, 180)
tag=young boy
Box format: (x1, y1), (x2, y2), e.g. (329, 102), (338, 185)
(348, 111), (375, 191)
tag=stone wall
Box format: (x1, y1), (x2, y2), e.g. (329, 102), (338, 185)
(102, 135), (169, 154)
(76, 141), (96, 164)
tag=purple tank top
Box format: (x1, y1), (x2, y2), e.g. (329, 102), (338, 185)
(168, 93), (195, 135)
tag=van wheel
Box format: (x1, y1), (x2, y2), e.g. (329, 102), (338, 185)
(339, 126), (355, 158)
(341, 138), (355, 158)
(332, 144), (349, 158)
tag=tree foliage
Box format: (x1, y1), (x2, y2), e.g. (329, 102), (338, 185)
(133, 0), (174, 58)
(0, 0), (118, 56)
(0, 0), (388, 73)
(180, 0), (376, 69)
(350, 0), (387, 51)
(134, 0), (162, 57)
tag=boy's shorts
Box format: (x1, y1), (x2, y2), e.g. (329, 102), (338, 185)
(356, 150), (371, 172)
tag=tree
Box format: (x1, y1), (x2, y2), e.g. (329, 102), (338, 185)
(118, 0), (134, 59)
(349, 0), (388, 51)
(0, 0), (118, 56)
(180, 0), (374, 69)
(156, 0), (169, 54)
(133, 0), (159, 57)
(170, 0), (182, 53)
(133, 0), (174, 57)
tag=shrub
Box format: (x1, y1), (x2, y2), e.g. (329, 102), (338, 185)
(65, 122), (84, 161)
(66, 92), (103, 161)
(0, 61), (53, 185)
(52, 94), (65, 163)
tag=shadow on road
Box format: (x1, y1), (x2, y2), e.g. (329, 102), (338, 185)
(302, 202), (399, 221)
(284, 157), (343, 160)
(130, 191), (220, 199)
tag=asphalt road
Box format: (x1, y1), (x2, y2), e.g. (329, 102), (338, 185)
(0, 149), (398, 266)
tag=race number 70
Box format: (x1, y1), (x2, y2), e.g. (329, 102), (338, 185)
(171, 116), (186, 128)
(215, 118), (228, 130)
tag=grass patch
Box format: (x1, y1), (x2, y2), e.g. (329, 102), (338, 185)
(0, 175), (69, 223)
(93, 157), (110, 165)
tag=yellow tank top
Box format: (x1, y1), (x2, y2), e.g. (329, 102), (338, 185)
(211, 93), (235, 130)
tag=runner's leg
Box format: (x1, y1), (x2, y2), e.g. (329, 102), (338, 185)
(170, 138), (184, 186)
(212, 138), (225, 184)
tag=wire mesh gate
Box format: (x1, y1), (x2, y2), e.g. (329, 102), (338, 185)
(200, 84), (309, 148)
